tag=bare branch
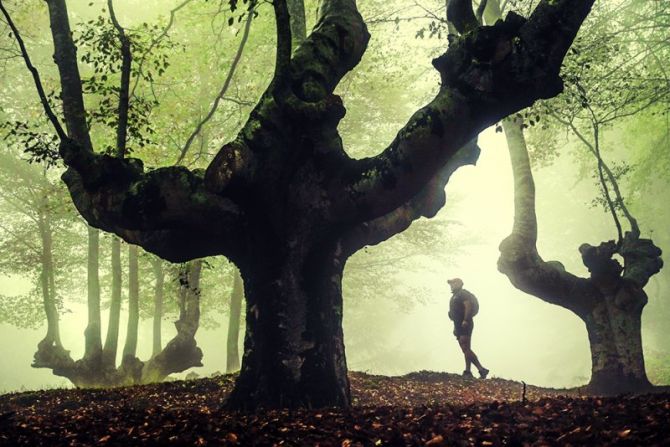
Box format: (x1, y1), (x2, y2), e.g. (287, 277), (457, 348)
(175, 6), (254, 165)
(0, 0), (66, 140)
(130, 0), (194, 98)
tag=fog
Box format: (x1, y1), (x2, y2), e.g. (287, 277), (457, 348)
(0, 0), (668, 394)
(2, 125), (666, 392)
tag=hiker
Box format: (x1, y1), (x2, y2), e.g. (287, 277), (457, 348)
(447, 278), (489, 379)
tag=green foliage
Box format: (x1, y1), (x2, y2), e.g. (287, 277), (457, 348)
(0, 121), (59, 167)
(74, 13), (179, 153)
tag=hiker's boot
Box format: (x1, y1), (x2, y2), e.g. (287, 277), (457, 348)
(462, 370), (474, 378)
(479, 368), (489, 379)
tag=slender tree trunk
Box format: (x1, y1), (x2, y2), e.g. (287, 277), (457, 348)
(83, 226), (102, 362)
(33, 205), (73, 373)
(123, 244), (139, 359)
(120, 244), (142, 381)
(102, 237), (123, 368)
(39, 210), (62, 348)
(151, 257), (164, 357)
(226, 267), (243, 373)
(227, 242), (349, 409)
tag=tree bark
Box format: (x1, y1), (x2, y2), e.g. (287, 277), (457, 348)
(39, 209), (61, 348)
(287, 0), (306, 49)
(226, 267), (243, 373)
(121, 244), (142, 381)
(585, 284), (650, 393)
(141, 260), (203, 383)
(226, 241), (349, 409)
(102, 237), (123, 369)
(83, 226), (102, 363)
(33, 204), (71, 371)
(151, 257), (164, 357)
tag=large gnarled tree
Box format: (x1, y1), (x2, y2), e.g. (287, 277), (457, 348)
(498, 115), (663, 394)
(7, 0), (595, 408)
(496, 0), (665, 394)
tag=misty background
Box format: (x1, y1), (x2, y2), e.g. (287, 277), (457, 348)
(1, 0), (668, 393)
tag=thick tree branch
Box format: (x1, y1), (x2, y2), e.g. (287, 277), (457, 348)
(44, 0), (93, 150)
(39, 1), (247, 262)
(273, 0), (292, 80)
(498, 117), (597, 318)
(447, 0), (478, 34)
(204, 0), (369, 194)
(108, 0), (132, 159)
(287, 0), (369, 103)
(287, 0), (306, 48)
(341, 0), (595, 224)
(59, 145), (247, 262)
(340, 140), (480, 256)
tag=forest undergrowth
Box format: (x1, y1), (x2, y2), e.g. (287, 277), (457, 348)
(1, 371), (668, 446)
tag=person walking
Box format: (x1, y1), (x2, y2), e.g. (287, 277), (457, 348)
(448, 278), (489, 379)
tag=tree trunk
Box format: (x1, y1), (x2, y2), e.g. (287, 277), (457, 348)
(585, 284), (651, 393)
(226, 243), (350, 409)
(141, 260), (203, 383)
(33, 207), (71, 370)
(102, 236), (123, 368)
(83, 226), (102, 363)
(121, 244), (142, 381)
(226, 267), (243, 373)
(41, 211), (62, 348)
(499, 116), (657, 395)
(151, 257), (164, 357)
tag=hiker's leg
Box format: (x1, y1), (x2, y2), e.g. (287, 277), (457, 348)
(458, 336), (472, 372)
(460, 335), (486, 371)
(469, 349), (484, 370)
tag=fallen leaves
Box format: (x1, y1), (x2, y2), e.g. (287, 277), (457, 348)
(0, 372), (668, 446)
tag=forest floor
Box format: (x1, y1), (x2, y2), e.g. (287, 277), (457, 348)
(0, 371), (669, 446)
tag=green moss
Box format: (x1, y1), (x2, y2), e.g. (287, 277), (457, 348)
(301, 79), (327, 102)
(190, 190), (209, 205)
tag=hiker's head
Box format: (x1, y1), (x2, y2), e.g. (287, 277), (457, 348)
(448, 278), (463, 292)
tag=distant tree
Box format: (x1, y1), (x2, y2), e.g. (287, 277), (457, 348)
(4, 0), (595, 408)
(497, 0), (666, 393)
(0, 151), (80, 332)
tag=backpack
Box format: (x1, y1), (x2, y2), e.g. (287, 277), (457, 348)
(464, 290), (479, 317)
(470, 293), (479, 317)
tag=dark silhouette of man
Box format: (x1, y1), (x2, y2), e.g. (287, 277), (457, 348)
(448, 278), (489, 378)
